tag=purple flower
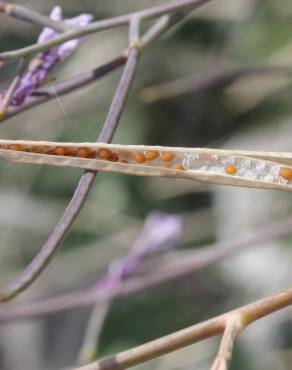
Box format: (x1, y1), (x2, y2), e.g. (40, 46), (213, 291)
(10, 6), (93, 106)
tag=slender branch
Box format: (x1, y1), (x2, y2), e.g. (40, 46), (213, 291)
(77, 19), (143, 364)
(0, 0), (212, 62)
(0, 13), (176, 124)
(0, 11), (193, 124)
(78, 300), (112, 365)
(0, 58), (27, 119)
(129, 15), (141, 48)
(0, 2), (71, 32)
(0, 215), (291, 320)
(210, 315), (243, 370)
(73, 285), (292, 370)
(140, 65), (292, 103)
(1, 54), (127, 122)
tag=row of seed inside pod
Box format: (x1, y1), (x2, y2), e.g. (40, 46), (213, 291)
(2, 144), (185, 171)
(2, 143), (292, 180)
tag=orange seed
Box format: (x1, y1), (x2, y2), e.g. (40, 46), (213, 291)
(8, 144), (22, 151)
(145, 150), (159, 161)
(224, 164), (237, 175)
(76, 147), (92, 158)
(33, 145), (51, 154)
(54, 146), (67, 156)
(135, 153), (146, 163)
(98, 149), (112, 160)
(173, 164), (185, 171)
(279, 167), (292, 180)
(109, 153), (119, 162)
(161, 151), (174, 162)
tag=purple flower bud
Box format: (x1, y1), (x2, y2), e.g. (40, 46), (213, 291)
(93, 212), (182, 293)
(132, 211), (183, 255)
(110, 212), (182, 280)
(10, 6), (93, 106)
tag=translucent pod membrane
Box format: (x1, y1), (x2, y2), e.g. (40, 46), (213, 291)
(0, 140), (292, 191)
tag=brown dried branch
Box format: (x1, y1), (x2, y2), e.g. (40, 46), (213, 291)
(72, 286), (292, 370)
(210, 315), (243, 370)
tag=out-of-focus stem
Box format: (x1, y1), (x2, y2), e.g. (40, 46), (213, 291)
(0, 0), (212, 62)
(210, 315), (243, 370)
(140, 65), (292, 104)
(0, 58), (26, 119)
(73, 286), (292, 370)
(0, 2), (70, 31)
(0, 215), (291, 320)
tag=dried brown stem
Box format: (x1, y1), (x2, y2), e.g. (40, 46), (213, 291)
(72, 286), (292, 370)
(210, 315), (243, 370)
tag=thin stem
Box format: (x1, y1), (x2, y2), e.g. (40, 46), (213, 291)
(1, 12), (176, 123)
(129, 15), (142, 49)
(78, 301), (112, 365)
(77, 18), (142, 364)
(0, 0), (212, 62)
(0, 11), (193, 123)
(1, 54), (127, 122)
(0, 45), (140, 303)
(140, 65), (292, 103)
(73, 286), (292, 370)
(0, 2), (71, 32)
(210, 315), (243, 370)
(0, 58), (27, 119)
(0, 215), (291, 320)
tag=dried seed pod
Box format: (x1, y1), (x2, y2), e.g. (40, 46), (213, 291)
(1, 139), (292, 192)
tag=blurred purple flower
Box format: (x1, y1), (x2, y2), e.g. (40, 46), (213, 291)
(10, 6), (93, 106)
(95, 212), (183, 293)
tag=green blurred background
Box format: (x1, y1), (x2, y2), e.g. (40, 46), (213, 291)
(1, 1), (292, 369)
